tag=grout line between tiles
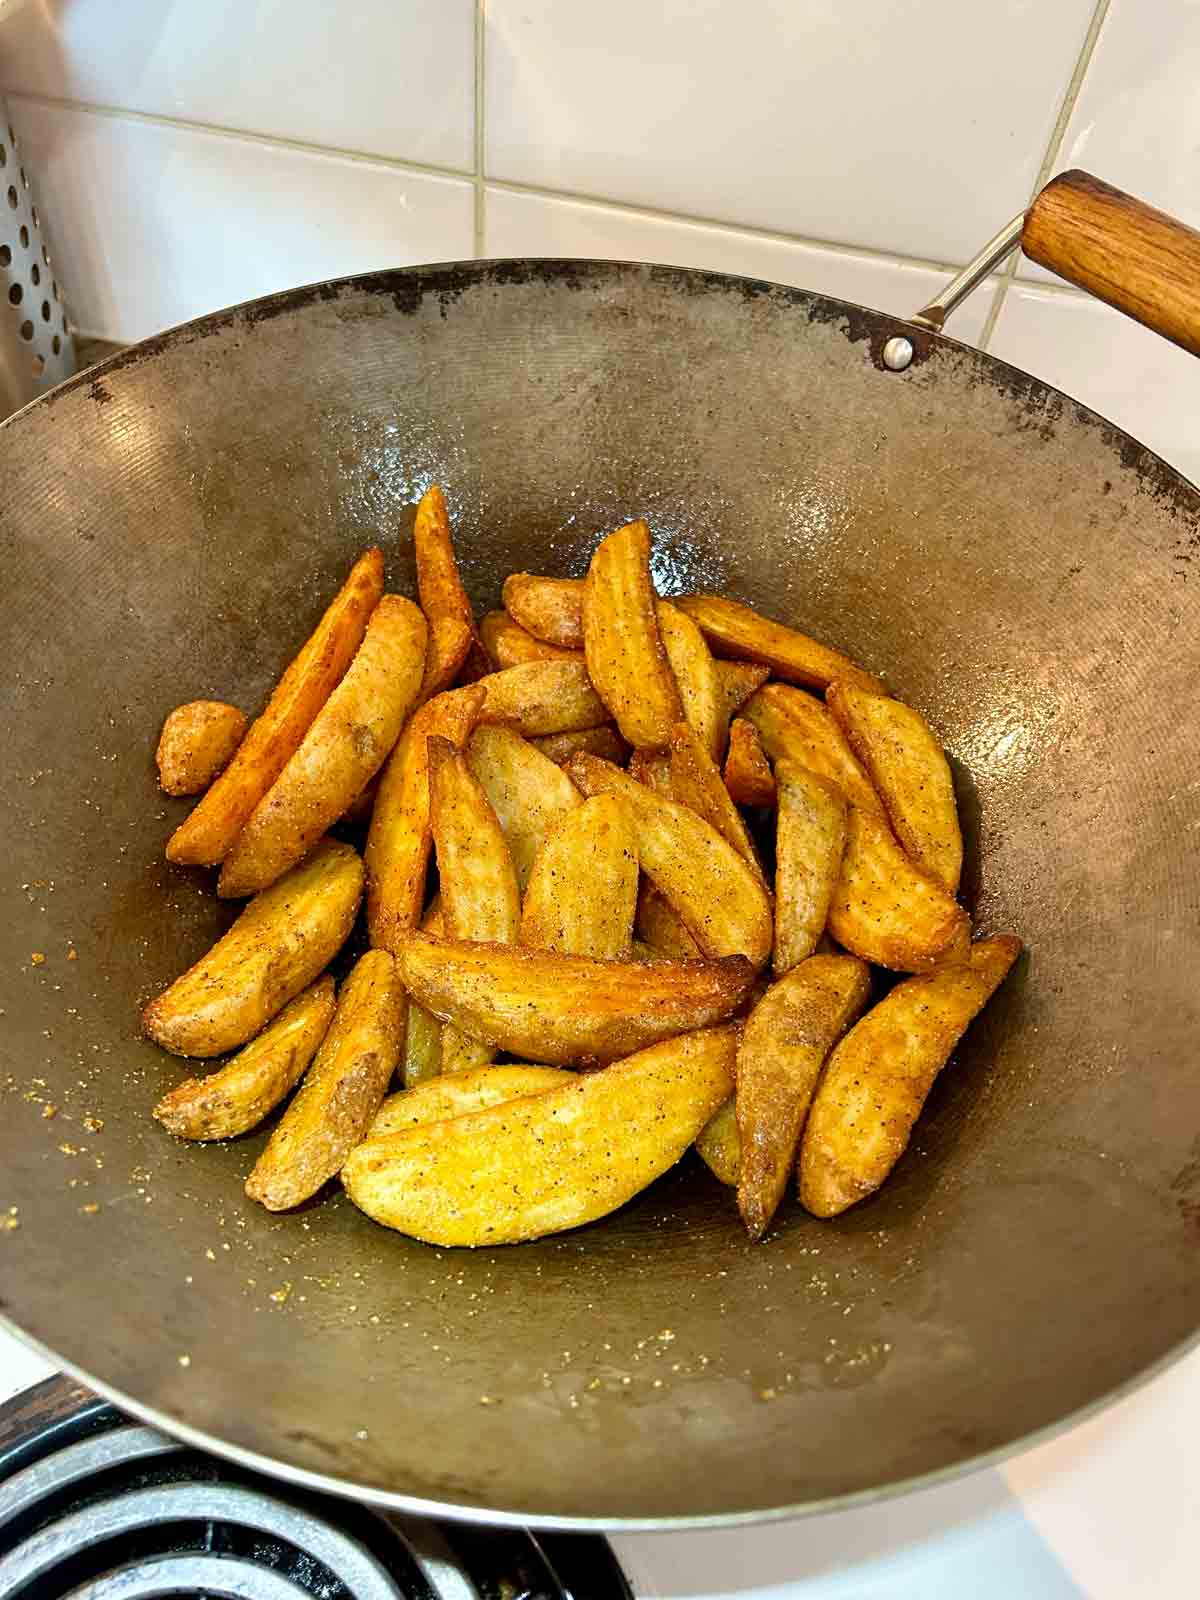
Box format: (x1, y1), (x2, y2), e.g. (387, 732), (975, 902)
(472, 0), (486, 255)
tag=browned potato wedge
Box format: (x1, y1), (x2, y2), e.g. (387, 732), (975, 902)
(743, 683), (883, 816)
(530, 725), (630, 766)
(246, 950), (405, 1211)
(521, 794), (638, 959)
(143, 839), (363, 1058)
(774, 761), (848, 975)
(582, 521), (683, 748)
(480, 659), (608, 737)
(668, 721), (763, 876)
(420, 616), (473, 699)
(413, 485), (485, 696)
(714, 659), (771, 723)
(466, 725), (582, 890)
(636, 880), (700, 957)
(156, 700), (247, 797)
(502, 573), (585, 648)
(565, 753), (773, 968)
(799, 936), (1021, 1216)
(398, 933), (755, 1065)
(153, 978), (336, 1140)
(167, 549), (383, 865)
(370, 1063), (573, 1137)
(827, 680), (963, 894)
(343, 1025), (737, 1245)
(628, 748), (674, 796)
(828, 809), (970, 973)
(695, 1095), (740, 1185)
(677, 594), (884, 694)
(365, 683), (487, 953)
(480, 609), (581, 668)
(736, 954), (870, 1238)
(657, 600), (721, 758)
(218, 596), (428, 897)
(724, 717), (776, 807)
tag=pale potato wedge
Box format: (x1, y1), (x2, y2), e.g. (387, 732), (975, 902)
(724, 717), (776, 807)
(501, 573), (585, 649)
(480, 609), (581, 668)
(530, 725), (630, 766)
(657, 600), (722, 759)
(343, 1025), (737, 1246)
(826, 680), (963, 894)
(153, 977), (336, 1141)
(743, 683), (883, 816)
(565, 753), (773, 968)
(773, 761), (848, 975)
(156, 700), (247, 797)
(828, 809), (970, 973)
(695, 1095), (740, 1186)
(466, 724), (582, 891)
(167, 549), (383, 865)
(218, 596), (428, 897)
(635, 880), (700, 957)
(246, 950), (405, 1211)
(798, 936), (1022, 1217)
(677, 594), (884, 694)
(520, 793), (638, 959)
(143, 839), (363, 1058)
(401, 904), (446, 1087)
(365, 684), (487, 954)
(413, 484), (486, 696)
(398, 932), (755, 1065)
(668, 721), (763, 876)
(479, 659), (609, 737)
(582, 521), (683, 748)
(736, 954), (870, 1238)
(370, 1064), (573, 1138)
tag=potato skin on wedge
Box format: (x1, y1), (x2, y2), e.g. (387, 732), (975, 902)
(501, 573), (585, 649)
(370, 1063), (573, 1137)
(828, 809), (970, 973)
(343, 1026), (737, 1246)
(582, 521), (683, 749)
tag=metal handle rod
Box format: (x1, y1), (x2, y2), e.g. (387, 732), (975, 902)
(912, 212), (1026, 332)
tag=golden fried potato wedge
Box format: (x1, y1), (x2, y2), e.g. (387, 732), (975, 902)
(724, 717), (776, 807)
(743, 683), (883, 815)
(628, 748), (674, 796)
(714, 660), (771, 723)
(365, 684), (487, 953)
(480, 659), (608, 737)
(370, 1063), (572, 1138)
(501, 573), (585, 649)
(529, 725), (630, 766)
(218, 597), (428, 897)
(676, 594), (884, 694)
(153, 977), (336, 1140)
(480, 609), (581, 668)
(156, 700), (247, 797)
(799, 936), (1021, 1217)
(400, 905), (447, 1087)
(695, 1095), (740, 1186)
(636, 880), (700, 957)
(826, 680), (963, 894)
(582, 521), (683, 748)
(343, 1026), (737, 1246)
(774, 761), (848, 975)
(521, 794), (638, 959)
(466, 725), (582, 890)
(669, 721), (763, 876)
(420, 616), (474, 699)
(565, 753), (773, 967)
(657, 600), (722, 759)
(413, 485), (485, 696)
(246, 950), (405, 1211)
(828, 809), (970, 973)
(736, 954), (870, 1238)
(167, 549), (383, 865)
(399, 932), (755, 1065)
(143, 839), (363, 1058)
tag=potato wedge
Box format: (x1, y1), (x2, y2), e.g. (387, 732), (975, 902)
(657, 600), (721, 759)
(343, 1025), (737, 1245)
(246, 950), (405, 1211)
(399, 933), (755, 1065)
(714, 659), (771, 724)
(743, 683), (883, 816)
(677, 594), (884, 694)
(636, 880), (700, 957)
(420, 616), (473, 699)
(826, 680), (963, 894)
(167, 549), (384, 865)
(736, 954), (870, 1238)
(695, 1095), (740, 1186)
(530, 725), (630, 766)
(668, 721), (763, 876)
(799, 936), (1021, 1217)
(724, 717), (776, 807)
(143, 839), (363, 1058)
(156, 700), (247, 797)
(218, 596), (428, 897)
(521, 794), (638, 959)
(466, 725), (582, 890)
(480, 659), (608, 737)
(365, 684), (487, 953)
(370, 1063), (572, 1138)
(400, 903), (446, 1087)
(502, 573), (585, 649)
(582, 521), (683, 748)
(565, 753), (773, 968)
(627, 748), (674, 797)
(774, 761), (848, 975)
(413, 484), (485, 697)
(480, 609), (580, 668)
(828, 809), (970, 973)
(153, 977), (336, 1140)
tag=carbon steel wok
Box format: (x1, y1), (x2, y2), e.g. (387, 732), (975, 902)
(2, 171), (1200, 1529)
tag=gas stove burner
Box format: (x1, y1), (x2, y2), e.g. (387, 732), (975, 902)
(0, 1376), (631, 1599)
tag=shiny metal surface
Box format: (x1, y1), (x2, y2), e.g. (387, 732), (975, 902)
(62, 1556), (311, 1599)
(0, 260), (1198, 1528)
(912, 211), (1025, 332)
(0, 1427), (179, 1531)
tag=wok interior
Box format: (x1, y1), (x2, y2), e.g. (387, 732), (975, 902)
(1, 262), (1198, 1525)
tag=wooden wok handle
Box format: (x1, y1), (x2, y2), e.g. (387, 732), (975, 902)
(1023, 170), (1200, 357)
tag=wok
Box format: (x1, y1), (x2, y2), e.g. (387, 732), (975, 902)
(2, 170), (1200, 1529)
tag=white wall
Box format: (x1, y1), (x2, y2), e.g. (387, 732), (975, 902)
(3, 0), (1198, 481)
